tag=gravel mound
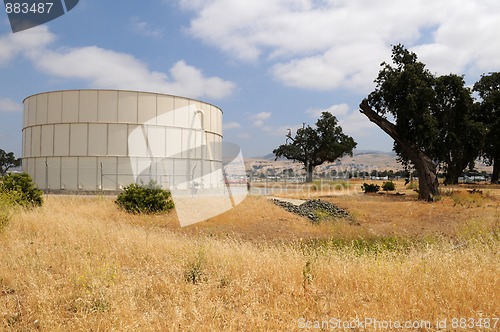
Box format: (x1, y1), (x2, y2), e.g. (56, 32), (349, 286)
(270, 198), (352, 223)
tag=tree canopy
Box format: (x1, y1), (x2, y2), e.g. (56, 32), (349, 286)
(360, 44), (491, 199)
(473, 72), (500, 183)
(432, 74), (484, 184)
(0, 149), (21, 176)
(273, 112), (356, 182)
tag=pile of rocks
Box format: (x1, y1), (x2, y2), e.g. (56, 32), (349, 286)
(270, 198), (351, 223)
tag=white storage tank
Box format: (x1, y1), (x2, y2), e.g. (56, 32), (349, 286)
(22, 89), (224, 192)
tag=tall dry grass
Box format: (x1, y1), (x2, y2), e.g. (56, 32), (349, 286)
(0, 194), (499, 331)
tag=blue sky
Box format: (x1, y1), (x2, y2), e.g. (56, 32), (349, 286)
(1, 0), (500, 158)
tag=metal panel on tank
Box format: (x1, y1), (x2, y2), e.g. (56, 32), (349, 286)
(35, 158), (46, 191)
(27, 96), (36, 126)
(47, 91), (62, 124)
(36, 93), (48, 125)
(79, 157), (97, 190)
(166, 127), (182, 158)
(128, 124), (148, 157)
(157, 95), (174, 126)
(23, 127), (31, 159)
(88, 124), (107, 156)
(98, 156), (117, 190)
(23, 100), (28, 128)
(108, 124), (127, 156)
(41, 125), (54, 156)
(79, 90), (98, 123)
(31, 126), (41, 157)
(53, 124), (70, 156)
(118, 91), (138, 123)
(70, 123), (88, 156)
(46, 157), (60, 190)
(147, 126), (166, 157)
(138, 93), (157, 124)
(62, 91), (79, 122)
(25, 158), (35, 181)
(98, 90), (118, 123)
(174, 97), (190, 128)
(117, 157), (133, 189)
(61, 157), (78, 190)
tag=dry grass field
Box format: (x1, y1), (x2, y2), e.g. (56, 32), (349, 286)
(1, 180), (499, 331)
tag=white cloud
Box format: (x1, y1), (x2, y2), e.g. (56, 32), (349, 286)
(306, 103), (349, 118)
(129, 17), (163, 38)
(0, 26), (55, 65)
(305, 103), (376, 137)
(411, 1), (500, 76)
(29, 46), (235, 99)
(262, 124), (300, 137)
(340, 110), (378, 137)
(0, 27), (235, 100)
(252, 112), (271, 120)
(249, 111), (271, 127)
(167, 60), (236, 99)
(32, 46), (235, 99)
(180, 0), (500, 90)
(0, 97), (22, 113)
(223, 121), (241, 129)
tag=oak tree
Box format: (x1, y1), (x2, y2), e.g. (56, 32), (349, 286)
(473, 72), (500, 183)
(360, 45), (487, 198)
(0, 149), (21, 177)
(360, 45), (440, 200)
(273, 112), (356, 182)
(433, 74), (484, 184)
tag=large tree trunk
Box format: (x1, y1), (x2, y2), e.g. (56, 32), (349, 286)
(411, 151), (439, 200)
(444, 159), (469, 185)
(305, 163), (314, 183)
(359, 100), (439, 201)
(492, 156), (500, 184)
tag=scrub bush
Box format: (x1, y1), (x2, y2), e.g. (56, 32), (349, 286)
(361, 183), (380, 193)
(382, 181), (396, 191)
(0, 191), (18, 232)
(0, 172), (43, 208)
(115, 181), (174, 214)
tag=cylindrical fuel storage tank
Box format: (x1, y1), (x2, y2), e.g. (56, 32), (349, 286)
(22, 89), (224, 192)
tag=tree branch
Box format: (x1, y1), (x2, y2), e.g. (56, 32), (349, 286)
(359, 99), (403, 146)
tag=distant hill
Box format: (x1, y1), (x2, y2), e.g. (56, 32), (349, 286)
(257, 149), (396, 160)
(240, 150), (404, 177)
(353, 150), (396, 156)
(240, 149), (491, 176)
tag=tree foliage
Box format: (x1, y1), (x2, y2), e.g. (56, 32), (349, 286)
(0, 172), (43, 207)
(0, 149), (21, 176)
(432, 74), (484, 184)
(382, 181), (396, 191)
(361, 44), (487, 199)
(361, 183), (380, 193)
(116, 181), (175, 214)
(361, 45), (440, 200)
(273, 112), (356, 182)
(368, 44), (438, 155)
(473, 72), (500, 183)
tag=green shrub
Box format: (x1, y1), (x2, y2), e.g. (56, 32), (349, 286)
(0, 173), (43, 207)
(382, 181), (396, 191)
(115, 181), (175, 214)
(0, 191), (19, 232)
(361, 183), (380, 193)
